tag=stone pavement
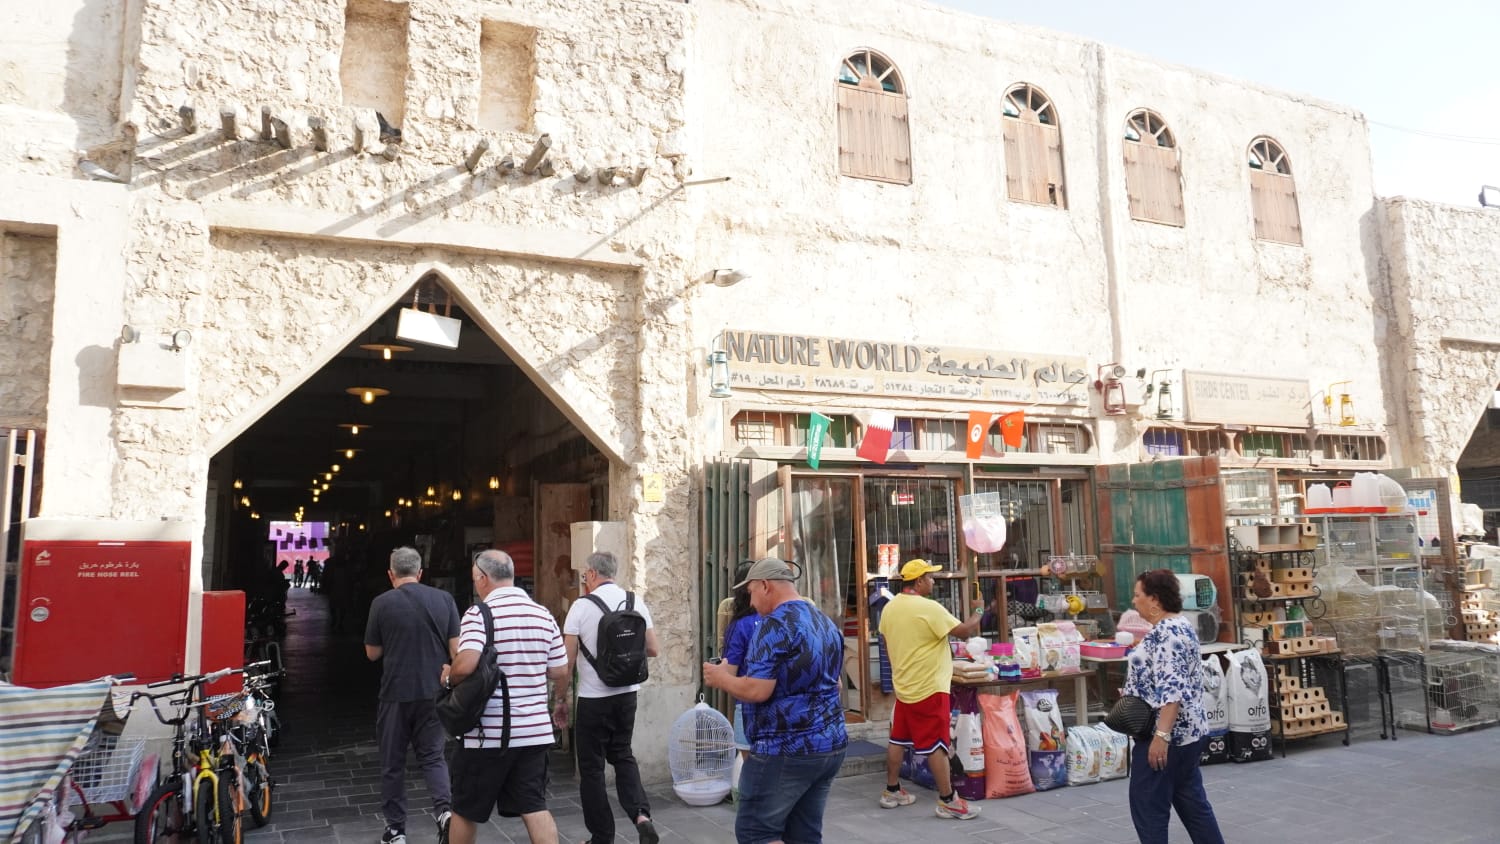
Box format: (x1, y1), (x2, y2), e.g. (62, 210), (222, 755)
(243, 589), (1500, 844)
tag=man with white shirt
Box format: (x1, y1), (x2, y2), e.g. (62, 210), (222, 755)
(443, 550), (569, 844)
(560, 551), (661, 844)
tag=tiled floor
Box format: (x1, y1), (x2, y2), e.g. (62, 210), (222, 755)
(243, 589), (1500, 843)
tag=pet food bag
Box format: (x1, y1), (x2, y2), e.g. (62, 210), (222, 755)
(1035, 623), (1070, 673)
(1225, 648), (1272, 763)
(1064, 725), (1102, 786)
(1018, 689), (1068, 790)
(949, 686), (988, 801)
(1200, 655), (1230, 765)
(979, 692), (1035, 798)
(1012, 627), (1039, 672)
(1093, 726), (1129, 781)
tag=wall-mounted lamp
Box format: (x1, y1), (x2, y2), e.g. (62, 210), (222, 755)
(1146, 369), (1176, 419)
(488, 475), (500, 490)
(232, 479), (243, 490)
(1325, 381), (1355, 426)
(1093, 363), (1128, 416)
(708, 350), (732, 398)
(346, 386), (390, 405)
(709, 269), (751, 287)
(451, 489), (463, 502)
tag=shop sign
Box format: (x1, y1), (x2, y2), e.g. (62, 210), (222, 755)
(720, 329), (1088, 406)
(1182, 371), (1311, 427)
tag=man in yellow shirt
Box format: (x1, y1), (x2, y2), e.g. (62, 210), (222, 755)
(877, 559), (983, 821)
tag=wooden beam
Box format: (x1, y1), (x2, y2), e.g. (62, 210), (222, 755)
(308, 116), (329, 152)
(538, 159), (555, 177)
(573, 166), (593, 184)
(220, 108), (237, 140)
(521, 134), (552, 174)
(178, 104), (197, 134)
(629, 166), (648, 187)
(270, 116), (292, 150)
(498, 154), (516, 173)
(596, 166), (618, 185)
(464, 139), (489, 173)
(259, 106), (273, 141)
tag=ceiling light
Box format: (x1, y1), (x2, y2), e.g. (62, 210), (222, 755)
(338, 423), (370, 435)
(232, 479), (243, 490)
(342, 448), (358, 459)
(324, 472), (332, 481)
(451, 489), (463, 501)
(347, 386), (390, 404)
(321, 482), (330, 491)
(331, 464), (341, 473)
(384, 510), (392, 517)
(488, 475), (500, 490)
(358, 341), (414, 361)
(426, 485), (436, 497)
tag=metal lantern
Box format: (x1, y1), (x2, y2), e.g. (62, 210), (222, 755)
(668, 698), (734, 806)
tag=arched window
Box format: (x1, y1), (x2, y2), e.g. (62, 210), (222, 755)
(1001, 84), (1067, 208)
(836, 49), (911, 185)
(1123, 109), (1184, 226)
(1248, 137), (1302, 245)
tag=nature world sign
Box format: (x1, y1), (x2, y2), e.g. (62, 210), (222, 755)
(720, 330), (1089, 406)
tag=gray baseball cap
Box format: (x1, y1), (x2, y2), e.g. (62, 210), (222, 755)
(733, 557), (798, 589)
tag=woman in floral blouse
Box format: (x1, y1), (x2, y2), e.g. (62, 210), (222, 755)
(1122, 570), (1225, 844)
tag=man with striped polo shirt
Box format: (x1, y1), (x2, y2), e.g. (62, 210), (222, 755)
(443, 550), (570, 844)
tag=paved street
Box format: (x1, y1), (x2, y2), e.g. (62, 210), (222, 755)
(244, 590), (1500, 844)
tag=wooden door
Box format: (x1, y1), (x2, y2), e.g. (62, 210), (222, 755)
(536, 483), (591, 622)
(1095, 456), (1230, 640)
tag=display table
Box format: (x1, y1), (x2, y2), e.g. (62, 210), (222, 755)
(952, 668), (1096, 726)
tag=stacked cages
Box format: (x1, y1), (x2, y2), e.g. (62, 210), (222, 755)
(1314, 515), (1430, 658)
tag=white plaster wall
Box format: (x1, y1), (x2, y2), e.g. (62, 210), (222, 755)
(689, 0), (1390, 465)
(1381, 198), (1500, 477)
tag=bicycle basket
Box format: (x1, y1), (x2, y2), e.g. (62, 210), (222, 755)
(69, 733), (148, 804)
(204, 693), (246, 722)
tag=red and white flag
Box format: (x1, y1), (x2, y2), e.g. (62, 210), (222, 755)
(965, 411), (995, 460)
(857, 411), (897, 464)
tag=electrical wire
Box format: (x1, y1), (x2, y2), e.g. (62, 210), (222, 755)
(1368, 120), (1500, 146)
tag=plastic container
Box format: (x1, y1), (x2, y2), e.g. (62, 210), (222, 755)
(1351, 472), (1385, 512)
(1331, 482), (1356, 512)
(1306, 483), (1333, 513)
(1376, 474), (1408, 514)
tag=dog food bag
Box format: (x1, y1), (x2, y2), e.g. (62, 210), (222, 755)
(1094, 726), (1129, 781)
(979, 692), (1035, 798)
(1199, 655), (1230, 765)
(1225, 648), (1273, 763)
(1065, 725), (1101, 785)
(1019, 688), (1068, 790)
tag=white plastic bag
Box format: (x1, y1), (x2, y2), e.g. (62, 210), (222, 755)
(955, 711), (986, 773)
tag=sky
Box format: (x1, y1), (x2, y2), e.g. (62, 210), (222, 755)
(938, 0), (1500, 208)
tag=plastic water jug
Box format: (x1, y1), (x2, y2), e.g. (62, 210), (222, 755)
(1331, 482), (1354, 510)
(1306, 483), (1333, 511)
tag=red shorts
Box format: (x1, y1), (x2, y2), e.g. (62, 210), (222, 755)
(889, 692), (951, 756)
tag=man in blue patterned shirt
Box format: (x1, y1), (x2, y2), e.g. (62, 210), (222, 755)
(703, 557), (848, 844)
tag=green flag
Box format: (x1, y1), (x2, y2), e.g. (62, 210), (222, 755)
(806, 413), (832, 469)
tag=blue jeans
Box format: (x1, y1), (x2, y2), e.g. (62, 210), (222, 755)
(735, 748), (846, 844)
(1129, 737), (1224, 844)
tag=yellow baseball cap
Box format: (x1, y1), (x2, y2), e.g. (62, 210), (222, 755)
(899, 559), (943, 581)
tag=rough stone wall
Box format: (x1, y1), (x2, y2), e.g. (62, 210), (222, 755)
(1381, 198), (1500, 477)
(0, 232), (58, 428)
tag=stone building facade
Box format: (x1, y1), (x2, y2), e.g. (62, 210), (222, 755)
(3, 0), (1499, 778)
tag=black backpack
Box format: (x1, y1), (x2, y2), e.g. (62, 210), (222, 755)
(404, 593), (506, 744)
(578, 592), (650, 687)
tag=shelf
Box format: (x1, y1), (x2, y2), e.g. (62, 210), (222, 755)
(1263, 649), (1342, 660)
(1270, 722), (1350, 741)
(977, 568), (1050, 577)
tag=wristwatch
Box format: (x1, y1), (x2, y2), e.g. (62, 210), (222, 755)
(1153, 729), (1171, 742)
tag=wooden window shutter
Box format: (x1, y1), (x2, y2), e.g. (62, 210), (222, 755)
(1002, 121), (1023, 200)
(1044, 124), (1066, 209)
(1125, 142), (1184, 226)
(1250, 169), (1302, 245)
(1004, 120), (1064, 207)
(837, 85), (910, 184)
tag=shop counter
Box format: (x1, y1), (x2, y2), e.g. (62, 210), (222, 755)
(951, 667), (1096, 726)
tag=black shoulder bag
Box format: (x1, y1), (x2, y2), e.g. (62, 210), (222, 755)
(398, 588), (508, 745)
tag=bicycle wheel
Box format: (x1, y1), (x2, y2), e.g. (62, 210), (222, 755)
(194, 779), (216, 844)
(219, 773), (244, 844)
(244, 756), (273, 827)
(135, 781), (187, 844)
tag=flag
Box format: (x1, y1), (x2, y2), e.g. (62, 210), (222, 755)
(999, 410), (1026, 449)
(857, 411), (896, 464)
(807, 412), (833, 469)
(965, 411), (995, 460)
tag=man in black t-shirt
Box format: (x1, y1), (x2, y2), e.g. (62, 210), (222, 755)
(366, 547), (461, 844)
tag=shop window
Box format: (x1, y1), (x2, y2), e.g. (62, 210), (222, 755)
(479, 21), (537, 132)
(1123, 109), (1185, 226)
(863, 477), (959, 612)
(1315, 433), (1387, 463)
(1237, 431), (1310, 460)
(1142, 426), (1229, 459)
(969, 479), (1052, 572)
(1248, 136), (1302, 245)
(731, 411), (854, 448)
(340, 0), (410, 129)
(984, 419), (1093, 456)
(1001, 83), (1067, 208)
(836, 48), (912, 185)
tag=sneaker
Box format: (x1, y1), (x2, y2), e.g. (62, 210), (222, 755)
(636, 816), (660, 844)
(380, 827), (407, 844)
(436, 811), (452, 844)
(935, 795), (980, 820)
(879, 787), (916, 809)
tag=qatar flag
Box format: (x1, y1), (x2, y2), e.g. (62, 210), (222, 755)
(857, 411), (897, 464)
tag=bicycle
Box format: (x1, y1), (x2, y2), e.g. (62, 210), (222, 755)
(132, 665), (262, 844)
(229, 665), (281, 828)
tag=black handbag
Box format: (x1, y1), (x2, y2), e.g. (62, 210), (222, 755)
(400, 588), (508, 744)
(1103, 694), (1155, 740)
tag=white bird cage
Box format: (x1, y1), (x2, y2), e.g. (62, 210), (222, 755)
(668, 698), (735, 806)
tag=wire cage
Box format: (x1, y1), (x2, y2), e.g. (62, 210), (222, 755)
(668, 700), (735, 807)
(1417, 642), (1500, 734)
(1340, 656), (1385, 741)
(1383, 651), (1432, 734)
(69, 732), (149, 804)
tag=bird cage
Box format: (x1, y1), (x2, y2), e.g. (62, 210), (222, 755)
(668, 698), (735, 806)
